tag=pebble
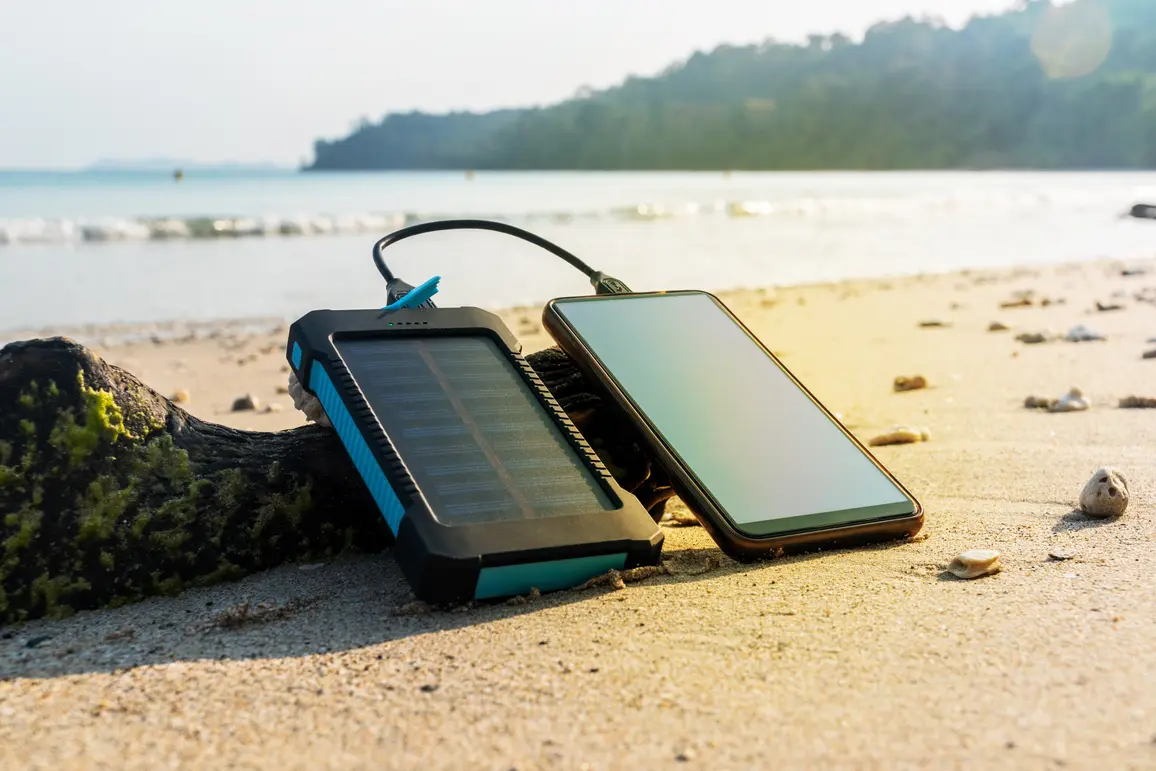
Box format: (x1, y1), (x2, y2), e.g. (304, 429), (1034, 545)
(918, 320), (950, 328)
(675, 748), (696, 762)
(231, 393), (261, 412)
(1000, 297), (1033, 309)
(868, 426), (930, 447)
(24, 635), (53, 649)
(1064, 325), (1106, 342)
(1015, 332), (1050, 344)
(1095, 301), (1124, 312)
(987, 321), (1010, 332)
(1143, 349), (1156, 360)
(1048, 548), (1076, 561)
(947, 549), (1002, 580)
(171, 388), (191, 404)
(1079, 467), (1129, 518)
(1119, 396), (1156, 409)
(264, 403), (284, 413)
(275, 384), (291, 394)
(893, 375), (928, 392)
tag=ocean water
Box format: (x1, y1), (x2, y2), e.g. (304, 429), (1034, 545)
(1, 169), (1154, 334)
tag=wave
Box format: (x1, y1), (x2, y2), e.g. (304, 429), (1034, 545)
(0, 192), (1105, 246)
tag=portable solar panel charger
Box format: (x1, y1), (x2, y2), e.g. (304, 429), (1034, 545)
(287, 304), (664, 604)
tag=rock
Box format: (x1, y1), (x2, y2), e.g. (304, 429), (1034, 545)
(171, 388), (190, 404)
(947, 549), (1002, 579)
(988, 321), (1010, 332)
(287, 372), (331, 427)
(868, 426), (930, 447)
(1049, 387), (1090, 413)
(1024, 395), (1057, 409)
(231, 393), (260, 412)
(1000, 297), (1033, 309)
(1143, 349), (1156, 360)
(1095, 301), (1124, 312)
(1064, 325), (1106, 342)
(264, 403), (284, 414)
(918, 320), (950, 328)
(1079, 467), (1129, 518)
(1120, 396), (1156, 408)
(1120, 267), (1148, 277)
(1048, 548), (1075, 561)
(24, 635), (53, 649)
(275, 384), (291, 394)
(893, 375), (928, 392)
(1015, 332), (1050, 345)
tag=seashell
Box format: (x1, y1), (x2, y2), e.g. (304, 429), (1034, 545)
(868, 426), (930, 446)
(1079, 467), (1129, 518)
(1048, 548), (1075, 561)
(893, 375), (928, 392)
(948, 549), (1002, 579)
(1024, 395), (1057, 409)
(287, 372), (331, 427)
(171, 388), (190, 404)
(1049, 387), (1090, 413)
(1015, 332), (1050, 344)
(988, 321), (1010, 332)
(1064, 325), (1106, 342)
(1119, 396), (1156, 409)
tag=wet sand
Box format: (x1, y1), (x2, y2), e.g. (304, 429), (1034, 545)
(2, 258), (1156, 770)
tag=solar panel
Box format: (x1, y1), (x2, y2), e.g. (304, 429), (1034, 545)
(333, 335), (615, 526)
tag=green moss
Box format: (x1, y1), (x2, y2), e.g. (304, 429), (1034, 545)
(149, 528), (191, 553)
(48, 370), (136, 468)
(0, 441), (11, 465)
(18, 419), (35, 437)
(153, 575), (184, 596)
(3, 508), (42, 556)
(46, 380), (60, 398)
(76, 477), (135, 543)
(18, 393), (35, 409)
(0, 465), (16, 488)
(193, 559), (246, 587)
(215, 468), (247, 510)
(30, 572), (91, 619)
(100, 551), (115, 570)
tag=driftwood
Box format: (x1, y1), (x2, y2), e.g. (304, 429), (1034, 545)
(0, 338), (674, 625)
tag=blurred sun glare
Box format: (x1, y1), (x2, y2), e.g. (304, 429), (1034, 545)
(1031, 1), (1114, 79)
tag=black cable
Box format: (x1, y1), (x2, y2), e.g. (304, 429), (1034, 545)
(371, 219), (632, 306)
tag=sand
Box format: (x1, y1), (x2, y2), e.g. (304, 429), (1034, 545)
(2, 258), (1156, 770)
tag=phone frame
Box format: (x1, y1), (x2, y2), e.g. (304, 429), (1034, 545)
(542, 289), (924, 561)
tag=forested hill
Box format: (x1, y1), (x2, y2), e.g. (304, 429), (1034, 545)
(308, 0), (1156, 171)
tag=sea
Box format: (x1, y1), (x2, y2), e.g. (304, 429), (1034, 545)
(1, 169), (1154, 336)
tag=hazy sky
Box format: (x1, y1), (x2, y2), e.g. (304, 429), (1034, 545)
(1, 0), (1022, 169)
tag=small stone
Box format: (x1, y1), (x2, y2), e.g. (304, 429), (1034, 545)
(24, 635), (52, 649)
(1000, 297), (1033, 309)
(1024, 395), (1057, 410)
(1064, 325), (1106, 342)
(1095, 301), (1124, 312)
(675, 748), (696, 762)
(1048, 548), (1075, 561)
(419, 684), (439, 693)
(231, 393), (260, 412)
(275, 384), (291, 394)
(1015, 332), (1049, 344)
(171, 388), (191, 404)
(1143, 349), (1156, 360)
(918, 320), (950, 328)
(947, 549), (1002, 579)
(988, 321), (1010, 332)
(1119, 396), (1156, 409)
(1048, 387), (1090, 413)
(893, 375), (928, 392)
(867, 426), (930, 447)
(1079, 467), (1129, 518)
(263, 403), (284, 414)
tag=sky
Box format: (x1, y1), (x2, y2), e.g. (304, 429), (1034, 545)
(0, 0), (1023, 169)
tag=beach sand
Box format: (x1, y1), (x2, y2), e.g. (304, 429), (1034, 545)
(2, 258), (1156, 770)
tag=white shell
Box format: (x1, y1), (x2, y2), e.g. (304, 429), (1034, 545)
(1049, 387), (1090, 413)
(948, 549), (1002, 579)
(1065, 325), (1106, 342)
(287, 371), (332, 428)
(1079, 467), (1129, 518)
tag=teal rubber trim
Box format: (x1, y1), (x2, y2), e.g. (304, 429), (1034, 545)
(291, 342), (302, 368)
(309, 360), (405, 534)
(474, 552), (627, 600)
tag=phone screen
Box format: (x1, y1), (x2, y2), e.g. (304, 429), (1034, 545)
(550, 291), (916, 537)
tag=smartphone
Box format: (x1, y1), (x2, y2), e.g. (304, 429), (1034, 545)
(542, 290), (923, 560)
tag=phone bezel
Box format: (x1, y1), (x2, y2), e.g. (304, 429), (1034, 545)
(542, 289), (924, 560)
